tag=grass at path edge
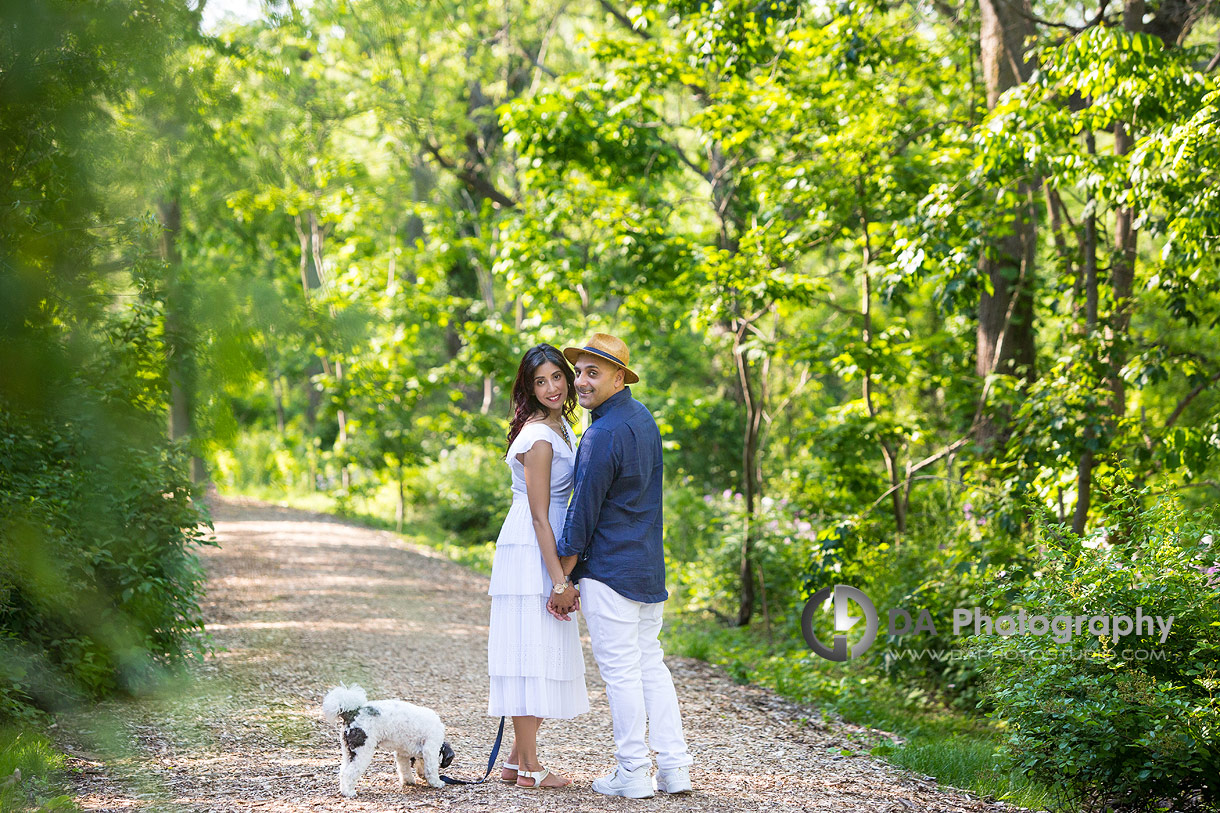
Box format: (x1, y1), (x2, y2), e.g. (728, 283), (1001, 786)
(0, 727), (79, 811)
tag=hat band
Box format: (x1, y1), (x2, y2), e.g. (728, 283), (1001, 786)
(582, 346), (627, 368)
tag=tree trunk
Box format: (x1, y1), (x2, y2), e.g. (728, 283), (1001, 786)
(396, 464), (406, 534)
(308, 211), (347, 454)
(295, 213), (323, 449)
(1109, 0), (1143, 417)
(709, 141), (764, 627)
(1073, 133), (1099, 535)
(158, 197), (206, 483)
(295, 214), (320, 298)
(735, 322), (760, 627)
(975, 0), (1039, 451)
(1076, 2), (1144, 532)
(273, 375), (286, 436)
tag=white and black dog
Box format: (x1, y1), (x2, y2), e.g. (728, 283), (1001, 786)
(321, 684), (454, 796)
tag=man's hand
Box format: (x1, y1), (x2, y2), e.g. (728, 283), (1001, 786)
(546, 596), (570, 621)
(547, 595), (580, 620)
(548, 584), (580, 619)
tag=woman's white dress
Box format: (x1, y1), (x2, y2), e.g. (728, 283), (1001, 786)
(487, 422), (588, 719)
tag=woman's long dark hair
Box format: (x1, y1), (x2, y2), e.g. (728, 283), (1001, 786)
(506, 344), (577, 450)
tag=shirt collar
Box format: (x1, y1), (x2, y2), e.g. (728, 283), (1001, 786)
(592, 386), (632, 421)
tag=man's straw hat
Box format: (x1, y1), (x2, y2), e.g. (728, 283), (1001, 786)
(563, 333), (640, 385)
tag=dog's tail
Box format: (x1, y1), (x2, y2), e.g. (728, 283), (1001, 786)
(321, 684), (368, 725)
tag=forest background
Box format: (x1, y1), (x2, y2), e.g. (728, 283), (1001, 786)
(2, 0), (1220, 809)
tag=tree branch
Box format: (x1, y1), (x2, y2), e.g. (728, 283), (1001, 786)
(998, 0), (1112, 32)
(422, 139), (517, 209)
(1165, 369), (1220, 430)
(1149, 479), (1220, 496)
(859, 476), (964, 519)
(928, 0), (965, 23)
(908, 436), (974, 476)
(596, 0), (652, 39)
(515, 39), (556, 78)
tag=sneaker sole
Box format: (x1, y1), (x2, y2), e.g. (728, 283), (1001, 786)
(592, 781), (654, 799)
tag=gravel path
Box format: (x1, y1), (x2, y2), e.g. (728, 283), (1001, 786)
(66, 497), (1017, 812)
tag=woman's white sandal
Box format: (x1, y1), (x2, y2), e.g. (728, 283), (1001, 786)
(516, 768), (567, 789)
(500, 762), (519, 784)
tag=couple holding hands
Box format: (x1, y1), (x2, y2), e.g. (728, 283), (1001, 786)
(486, 334), (692, 798)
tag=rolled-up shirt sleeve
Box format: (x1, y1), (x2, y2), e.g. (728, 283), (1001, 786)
(557, 426), (617, 559)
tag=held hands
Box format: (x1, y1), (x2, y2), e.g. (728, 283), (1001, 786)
(546, 593), (579, 621)
(546, 582), (580, 621)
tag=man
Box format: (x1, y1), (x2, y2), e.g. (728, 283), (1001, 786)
(549, 333), (693, 798)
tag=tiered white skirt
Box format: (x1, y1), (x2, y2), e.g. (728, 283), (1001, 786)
(487, 496), (588, 719)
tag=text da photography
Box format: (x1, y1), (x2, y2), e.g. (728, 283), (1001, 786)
(801, 583), (1175, 662)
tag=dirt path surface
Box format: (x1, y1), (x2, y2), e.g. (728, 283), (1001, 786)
(67, 498), (1016, 812)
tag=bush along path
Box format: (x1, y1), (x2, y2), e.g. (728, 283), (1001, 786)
(65, 498), (1025, 812)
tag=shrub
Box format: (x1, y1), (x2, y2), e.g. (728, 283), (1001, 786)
(969, 484), (1220, 812)
(662, 479), (723, 564)
(789, 484), (1029, 709)
(668, 488), (830, 631)
(211, 428), (323, 494)
(0, 395), (214, 717)
(416, 443), (510, 546)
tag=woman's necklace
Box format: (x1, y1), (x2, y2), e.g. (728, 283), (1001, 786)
(555, 417), (572, 449)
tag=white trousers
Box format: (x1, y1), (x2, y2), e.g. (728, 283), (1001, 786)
(579, 578), (693, 773)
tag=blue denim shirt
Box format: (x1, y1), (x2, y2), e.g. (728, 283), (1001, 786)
(557, 387), (667, 603)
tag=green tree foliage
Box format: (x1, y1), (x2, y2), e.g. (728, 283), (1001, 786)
(0, 1), (214, 718)
(4, 0), (1220, 799)
(500, 0), (987, 621)
(188, 1), (1218, 642)
(967, 29), (1220, 516)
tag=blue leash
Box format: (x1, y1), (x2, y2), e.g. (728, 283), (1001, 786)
(440, 716), (506, 786)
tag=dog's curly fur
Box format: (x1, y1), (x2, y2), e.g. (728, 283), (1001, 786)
(321, 684), (453, 797)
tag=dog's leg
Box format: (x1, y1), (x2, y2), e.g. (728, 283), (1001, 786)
(340, 744), (375, 798)
(337, 732), (349, 769)
(420, 739), (444, 789)
(335, 730), (351, 792)
(395, 751), (417, 789)
(339, 728), (375, 798)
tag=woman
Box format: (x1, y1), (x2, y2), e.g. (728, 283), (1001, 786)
(487, 343), (588, 789)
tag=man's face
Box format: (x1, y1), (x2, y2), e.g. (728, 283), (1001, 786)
(574, 355), (624, 411)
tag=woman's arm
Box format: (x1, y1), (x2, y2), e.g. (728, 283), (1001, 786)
(521, 439), (569, 592)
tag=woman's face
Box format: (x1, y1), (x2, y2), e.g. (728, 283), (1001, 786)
(531, 360), (568, 414)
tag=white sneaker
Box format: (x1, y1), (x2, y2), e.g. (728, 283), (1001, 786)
(655, 766), (692, 794)
(591, 765), (654, 798)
